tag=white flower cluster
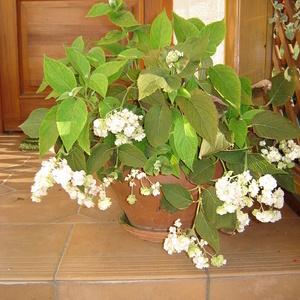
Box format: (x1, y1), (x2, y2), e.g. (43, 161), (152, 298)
(93, 109), (145, 146)
(163, 219), (227, 269)
(260, 139), (300, 169)
(124, 169), (161, 204)
(166, 50), (184, 68)
(215, 171), (284, 231)
(31, 157), (112, 210)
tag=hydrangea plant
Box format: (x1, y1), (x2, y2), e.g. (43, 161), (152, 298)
(21, 0), (300, 269)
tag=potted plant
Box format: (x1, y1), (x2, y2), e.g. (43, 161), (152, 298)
(20, 0), (300, 269)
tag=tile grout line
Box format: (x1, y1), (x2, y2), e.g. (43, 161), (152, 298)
(205, 268), (210, 300)
(53, 224), (75, 300)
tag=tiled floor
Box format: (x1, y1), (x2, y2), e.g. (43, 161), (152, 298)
(0, 134), (300, 300)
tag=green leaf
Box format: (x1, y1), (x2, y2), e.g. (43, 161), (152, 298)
(228, 118), (248, 148)
(56, 98), (88, 152)
(63, 143), (87, 172)
(19, 108), (49, 138)
(273, 169), (296, 193)
(195, 210), (220, 252)
(44, 55), (77, 93)
(208, 64), (241, 111)
(199, 131), (233, 158)
(240, 77), (253, 105)
(118, 48), (144, 60)
(87, 144), (113, 174)
(150, 9), (172, 49)
(139, 89), (166, 107)
(87, 2), (111, 17)
(174, 116), (198, 171)
(118, 144), (147, 168)
(86, 47), (106, 68)
(39, 106), (59, 158)
(77, 115), (93, 155)
(98, 30), (125, 45)
(202, 187), (236, 232)
(137, 68), (181, 99)
(108, 11), (139, 27)
(99, 96), (121, 118)
(160, 194), (179, 213)
(198, 19), (226, 55)
(252, 111), (300, 140)
(177, 89), (218, 145)
(247, 153), (287, 175)
(189, 158), (216, 185)
(88, 73), (108, 98)
(145, 105), (172, 147)
(266, 67), (297, 106)
(242, 109), (262, 125)
(172, 11), (200, 42)
(94, 60), (127, 84)
(133, 30), (151, 53)
(215, 149), (246, 164)
(161, 184), (193, 209)
(71, 36), (84, 53)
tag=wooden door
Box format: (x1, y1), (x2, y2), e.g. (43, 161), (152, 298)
(0, 0), (172, 132)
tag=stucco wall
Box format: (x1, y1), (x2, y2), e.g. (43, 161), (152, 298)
(173, 0), (225, 64)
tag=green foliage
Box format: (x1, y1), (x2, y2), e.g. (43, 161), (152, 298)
(22, 0), (299, 262)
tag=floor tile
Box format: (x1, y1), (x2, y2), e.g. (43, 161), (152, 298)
(0, 224), (72, 280)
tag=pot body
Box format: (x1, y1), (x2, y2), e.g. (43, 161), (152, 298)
(113, 171), (199, 232)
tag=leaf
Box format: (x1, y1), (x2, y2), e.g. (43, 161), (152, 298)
(77, 114), (94, 155)
(133, 30), (151, 53)
(160, 194), (179, 213)
(252, 111), (300, 140)
(71, 36), (84, 53)
(240, 77), (253, 105)
(56, 98), (88, 152)
(199, 131), (233, 158)
(19, 108), (49, 138)
(150, 9), (172, 49)
(195, 210), (220, 252)
(139, 89), (166, 108)
(137, 68), (181, 100)
(98, 30), (125, 45)
(44, 55), (77, 93)
(266, 67), (297, 106)
(161, 184), (193, 209)
(273, 169), (296, 193)
(118, 48), (144, 60)
(198, 19), (226, 56)
(228, 118), (248, 148)
(145, 105), (172, 147)
(202, 187), (236, 231)
(63, 143), (87, 172)
(172, 11), (200, 42)
(174, 116), (198, 171)
(118, 144), (147, 168)
(87, 144), (113, 175)
(247, 153), (287, 175)
(99, 97), (121, 118)
(94, 60), (127, 84)
(39, 106), (59, 158)
(108, 11), (139, 27)
(215, 149), (246, 164)
(189, 158), (216, 185)
(87, 2), (111, 17)
(88, 73), (108, 98)
(177, 89), (218, 145)
(208, 64), (241, 111)
(86, 47), (106, 68)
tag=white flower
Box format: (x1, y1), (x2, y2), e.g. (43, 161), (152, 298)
(72, 170), (86, 186)
(236, 210), (250, 233)
(259, 174), (277, 191)
(127, 194), (137, 204)
(174, 219), (182, 228)
(98, 197), (112, 210)
(166, 50), (184, 68)
(273, 187), (284, 209)
(252, 209), (282, 223)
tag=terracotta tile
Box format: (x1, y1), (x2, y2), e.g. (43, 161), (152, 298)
(0, 224), (72, 280)
(209, 275), (300, 300)
(0, 188), (80, 224)
(0, 185), (15, 194)
(0, 283), (55, 300)
(56, 223), (205, 281)
(2, 171), (36, 191)
(57, 279), (207, 300)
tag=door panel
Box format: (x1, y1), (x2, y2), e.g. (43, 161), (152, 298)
(0, 0), (172, 132)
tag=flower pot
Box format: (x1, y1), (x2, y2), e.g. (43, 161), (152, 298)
(113, 170), (198, 242)
(112, 163), (223, 242)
